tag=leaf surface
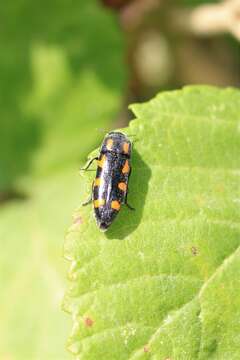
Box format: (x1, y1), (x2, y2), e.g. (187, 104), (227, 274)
(64, 86), (240, 359)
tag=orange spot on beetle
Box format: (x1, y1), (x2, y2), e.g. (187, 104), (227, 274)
(118, 182), (127, 191)
(111, 200), (121, 211)
(122, 160), (130, 174)
(84, 317), (94, 327)
(106, 138), (113, 150)
(94, 199), (105, 208)
(123, 142), (129, 154)
(97, 155), (106, 168)
(94, 178), (101, 187)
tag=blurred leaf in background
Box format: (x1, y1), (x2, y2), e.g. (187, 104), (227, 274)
(114, 0), (240, 101)
(0, 0), (125, 358)
(0, 0), (126, 192)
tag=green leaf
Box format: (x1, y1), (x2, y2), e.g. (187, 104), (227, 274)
(64, 86), (240, 359)
(0, 0), (125, 190)
(0, 168), (82, 359)
(25, 1), (125, 177)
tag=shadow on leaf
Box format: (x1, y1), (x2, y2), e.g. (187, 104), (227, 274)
(106, 149), (151, 240)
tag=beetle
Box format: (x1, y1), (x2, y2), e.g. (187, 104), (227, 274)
(82, 131), (134, 231)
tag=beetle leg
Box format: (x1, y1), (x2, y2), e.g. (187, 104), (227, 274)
(82, 197), (92, 206)
(126, 202), (135, 210)
(124, 167), (135, 210)
(124, 191), (135, 211)
(81, 157), (98, 171)
(82, 181), (94, 206)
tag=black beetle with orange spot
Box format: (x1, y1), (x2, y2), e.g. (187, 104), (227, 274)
(82, 132), (134, 231)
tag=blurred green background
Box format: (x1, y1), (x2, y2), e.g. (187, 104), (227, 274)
(0, 0), (239, 359)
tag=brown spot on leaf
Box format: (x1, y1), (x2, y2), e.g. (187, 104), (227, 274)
(84, 317), (94, 327)
(215, 184), (225, 193)
(195, 194), (206, 207)
(73, 215), (83, 225)
(143, 345), (150, 353)
(191, 246), (198, 256)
